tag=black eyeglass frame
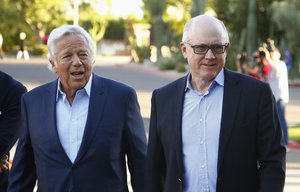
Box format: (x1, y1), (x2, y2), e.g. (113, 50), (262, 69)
(184, 42), (230, 55)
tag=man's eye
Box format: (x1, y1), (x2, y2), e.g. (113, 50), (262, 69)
(79, 53), (88, 58)
(62, 55), (71, 59)
(213, 45), (223, 50)
(80, 54), (88, 57)
(195, 45), (208, 52)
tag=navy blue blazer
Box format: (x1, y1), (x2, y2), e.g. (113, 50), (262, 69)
(0, 71), (27, 190)
(145, 68), (286, 192)
(8, 74), (147, 192)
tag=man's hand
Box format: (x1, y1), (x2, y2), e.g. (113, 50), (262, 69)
(0, 155), (9, 173)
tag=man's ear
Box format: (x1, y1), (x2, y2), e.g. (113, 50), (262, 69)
(180, 42), (187, 59)
(225, 43), (230, 53)
(49, 59), (57, 72)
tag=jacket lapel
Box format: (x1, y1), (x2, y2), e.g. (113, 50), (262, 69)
(217, 69), (241, 172)
(173, 76), (188, 178)
(44, 80), (72, 164)
(74, 74), (106, 163)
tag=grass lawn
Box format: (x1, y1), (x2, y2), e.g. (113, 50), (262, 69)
(289, 125), (300, 141)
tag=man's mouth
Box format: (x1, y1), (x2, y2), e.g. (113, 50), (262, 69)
(202, 63), (216, 67)
(71, 71), (84, 77)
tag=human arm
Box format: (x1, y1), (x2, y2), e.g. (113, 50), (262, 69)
(0, 80), (27, 158)
(235, 53), (242, 73)
(144, 90), (165, 192)
(7, 97), (37, 192)
(257, 84), (286, 192)
(0, 155), (9, 173)
(125, 90), (147, 192)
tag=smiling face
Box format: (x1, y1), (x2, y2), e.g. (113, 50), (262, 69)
(51, 34), (93, 95)
(181, 16), (229, 85)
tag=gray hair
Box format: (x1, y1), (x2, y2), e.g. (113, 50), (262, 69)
(182, 15), (229, 43)
(47, 25), (94, 71)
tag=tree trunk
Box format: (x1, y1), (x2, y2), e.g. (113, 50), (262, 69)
(191, 0), (206, 16)
(149, 0), (165, 62)
(246, 0), (257, 66)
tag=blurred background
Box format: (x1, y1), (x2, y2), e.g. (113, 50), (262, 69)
(0, 0), (299, 79)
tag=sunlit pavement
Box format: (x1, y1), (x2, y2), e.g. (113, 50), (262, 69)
(285, 150), (300, 192)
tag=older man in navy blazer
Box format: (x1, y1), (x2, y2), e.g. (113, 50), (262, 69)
(145, 15), (285, 192)
(8, 25), (147, 192)
(0, 71), (26, 191)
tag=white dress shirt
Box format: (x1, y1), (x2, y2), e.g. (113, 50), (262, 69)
(267, 60), (289, 103)
(56, 74), (92, 163)
(182, 69), (224, 192)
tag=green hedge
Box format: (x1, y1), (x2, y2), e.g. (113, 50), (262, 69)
(31, 44), (48, 56)
(289, 126), (300, 141)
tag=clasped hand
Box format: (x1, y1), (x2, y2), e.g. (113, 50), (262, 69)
(0, 155), (9, 173)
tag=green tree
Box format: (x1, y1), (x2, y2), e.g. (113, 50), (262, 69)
(0, 0), (22, 51)
(145, 0), (166, 60)
(271, 0), (300, 78)
(246, 0), (257, 64)
(13, 0), (67, 43)
(191, 0), (206, 16)
(143, 0), (192, 62)
(79, 1), (111, 56)
(213, 0), (276, 69)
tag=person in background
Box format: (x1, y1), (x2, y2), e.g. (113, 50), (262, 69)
(16, 32), (29, 60)
(284, 49), (292, 75)
(8, 25), (147, 192)
(145, 14), (285, 192)
(0, 34), (5, 59)
(0, 71), (27, 191)
(266, 45), (289, 148)
(235, 52), (262, 80)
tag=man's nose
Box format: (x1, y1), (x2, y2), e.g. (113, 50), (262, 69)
(204, 48), (216, 59)
(72, 55), (83, 65)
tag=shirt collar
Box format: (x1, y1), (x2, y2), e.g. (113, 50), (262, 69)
(185, 68), (225, 92)
(56, 73), (93, 101)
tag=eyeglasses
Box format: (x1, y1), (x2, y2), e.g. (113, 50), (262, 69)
(184, 42), (229, 55)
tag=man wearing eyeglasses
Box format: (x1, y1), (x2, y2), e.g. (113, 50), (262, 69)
(145, 15), (285, 192)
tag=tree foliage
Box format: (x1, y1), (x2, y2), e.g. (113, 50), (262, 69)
(0, 0), (67, 52)
(12, 0), (67, 42)
(212, 0), (276, 68)
(143, 0), (192, 61)
(271, 0), (300, 77)
(0, 0), (22, 50)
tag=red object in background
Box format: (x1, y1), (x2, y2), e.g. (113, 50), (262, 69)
(288, 141), (300, 150)
(42, 35), (48, 45)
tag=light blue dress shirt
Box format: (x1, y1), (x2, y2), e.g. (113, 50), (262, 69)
(56, 74), (92, 163)
(182, 69), (224, 192)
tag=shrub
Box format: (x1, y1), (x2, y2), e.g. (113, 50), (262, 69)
(31, 44), (48, 56)
(134, 46), (151, 63)
(176, 63), (187, 73)
(158, 52), (187, 71)
(158, 56), (177, 70)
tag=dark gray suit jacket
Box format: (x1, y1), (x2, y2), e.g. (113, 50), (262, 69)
(8, 74), (147, 192)
(145, 68), (285, 192)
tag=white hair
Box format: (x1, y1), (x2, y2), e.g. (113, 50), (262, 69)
(182, 15), (229, 43)
(47, 25), (94, 71)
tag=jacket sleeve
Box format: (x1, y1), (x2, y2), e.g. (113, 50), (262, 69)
(125, 90), (147, 192)
(8, 96), (37, 192)
(257, 83), (286, 192)
(145, 90), (165, 192)
(0, 80), (27, 158)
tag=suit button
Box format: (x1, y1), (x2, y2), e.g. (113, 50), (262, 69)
(178, 178), (182, 182)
